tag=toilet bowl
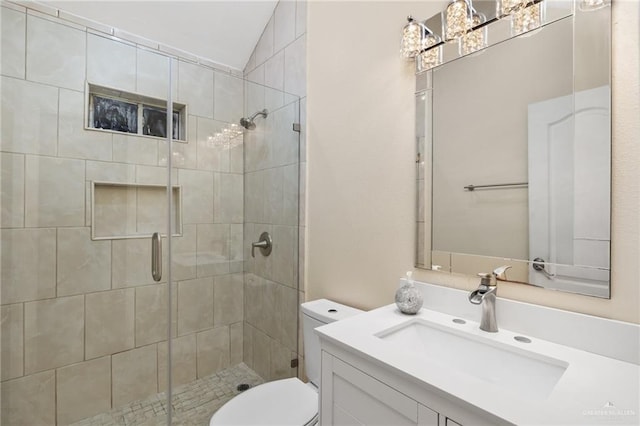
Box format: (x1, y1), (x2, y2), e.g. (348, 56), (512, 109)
(209, 299), (363, 426)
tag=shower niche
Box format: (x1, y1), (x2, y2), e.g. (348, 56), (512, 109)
(91, 182), (182, 240)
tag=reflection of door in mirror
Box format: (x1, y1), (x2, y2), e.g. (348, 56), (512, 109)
(528, 86), (610, 296)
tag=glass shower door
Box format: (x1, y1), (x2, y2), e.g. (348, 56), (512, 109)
(0, 6), (175, 424)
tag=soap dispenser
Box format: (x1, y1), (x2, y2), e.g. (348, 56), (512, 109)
(395, 271), (423, 314)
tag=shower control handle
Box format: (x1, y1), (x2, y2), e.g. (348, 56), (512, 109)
(251, 232), (272, 258)
(151, 232), (162, 282)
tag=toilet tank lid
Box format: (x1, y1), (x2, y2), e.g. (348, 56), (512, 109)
(301, 299), (364, 323)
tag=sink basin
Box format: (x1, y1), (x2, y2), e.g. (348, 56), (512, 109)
(375, 319), (568, 400)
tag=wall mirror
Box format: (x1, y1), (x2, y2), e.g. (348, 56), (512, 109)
(415, 0), (612, 298)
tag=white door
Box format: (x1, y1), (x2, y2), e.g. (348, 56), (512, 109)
(527, 86), (610, 296)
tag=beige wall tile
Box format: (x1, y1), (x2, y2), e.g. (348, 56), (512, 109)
(59, 89), (113, 161)
(86, 160), (136, 183)
(56, 357), (111, 425)
(274, 1), (296, 52)
(213, 72), (243, 123)
(264, 167), (283, 223)
(26, 14), (85, 91)
(196, 224), (230, 277)
(87, 34), (136, 92)
(25, 155), (85, 227)
(196, 326), (230, 378)
(281, 285), (298, 352)
(24, 295), (84, 374)
(57, 227), (111, 297)
(178, 277), (213, 335)
(270, 339), (292, 381)
(284, 35), (306, 97)
(179, 168), (213, 224)
(243, 322), (254, 369)
(214, 273), (244, 326)
(172, 224), (197, 281)
(1, 7), (26, 79)
(178, 61), (214, 119)
(135, 165), (178, 186)
(230, 224), (243, 263)
(93, 184), (137, 238)
(112, 238), (166, 288)
(0, 370), (55, 425)
(136, 186), (169, 234)
(112, 134), (159, 166)
(252, 328), (271, 380)
(1, 303), (23, 380)
(196, 118), (230, 172)
(0, 152), (25, 227)
(136, 49), (177, 100)
(1, 76), (58, 156)
(295, 0), (307, 38)
(271, 225), (296, 288)
(264, 51), (285, 92)
(86, 289), (135, 359)
(158, 334), (196, 391)
(1, 228), (56, 304)
(135, 283), (176, 347)
(112, 344), (158, 408)
(255, 18), (274, 65)
(283, 163), (299, 226)
(230, 321), (243, 366)
(214, 173), (243, 224)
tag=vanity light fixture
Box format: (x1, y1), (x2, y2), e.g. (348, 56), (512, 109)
(401, 16), (428, 59)
(402, 0), (552, 73)
(511, 2), (544, 36)
(445, 0), (473, 41)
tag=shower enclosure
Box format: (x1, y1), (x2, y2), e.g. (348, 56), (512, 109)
(0, 3), (301, 424)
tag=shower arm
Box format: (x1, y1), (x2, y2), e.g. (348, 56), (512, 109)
(248, 109), (268, 121)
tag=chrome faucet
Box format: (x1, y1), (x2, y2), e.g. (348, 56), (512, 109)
(468, 266), (511, 332)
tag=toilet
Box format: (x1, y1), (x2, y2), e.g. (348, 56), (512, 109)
(209, 299), (363, 426)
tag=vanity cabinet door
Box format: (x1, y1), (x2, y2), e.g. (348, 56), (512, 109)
(321, 353), (419, 425)
(418, 404), (438, 426)
(445, 418), (462, 426)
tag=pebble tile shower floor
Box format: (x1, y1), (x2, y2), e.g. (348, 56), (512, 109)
(71, 363), (264, 426)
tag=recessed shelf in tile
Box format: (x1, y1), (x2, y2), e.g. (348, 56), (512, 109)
(91, 181), (182, 240)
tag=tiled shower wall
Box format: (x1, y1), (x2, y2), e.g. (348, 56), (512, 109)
(0, 3), (246, 424)
(242, 0), (308, 381)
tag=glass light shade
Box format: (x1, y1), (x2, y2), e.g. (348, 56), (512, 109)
(511, 2), (543, 36)
(401, 18), (427, 59)
(579, 0), (609, 11)
(445, 0), (472, 41)
(501, 0), (532, 15)
(416, 46), (442, 72)
(460, 13), (487, 55)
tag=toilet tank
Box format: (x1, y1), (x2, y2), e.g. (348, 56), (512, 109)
(300, 299), (363, 387)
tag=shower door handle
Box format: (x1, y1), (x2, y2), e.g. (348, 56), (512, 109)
(151, 232), (162, 282)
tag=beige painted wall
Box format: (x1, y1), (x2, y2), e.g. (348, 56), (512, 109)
(306, 1), (639, 323)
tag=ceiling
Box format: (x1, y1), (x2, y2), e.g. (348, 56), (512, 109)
(46, 1), (278, 71)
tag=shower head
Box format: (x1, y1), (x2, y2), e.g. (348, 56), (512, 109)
(239, 109), (268, 130)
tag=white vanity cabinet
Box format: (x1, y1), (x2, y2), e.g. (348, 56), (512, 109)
(319, 346), (504, 426)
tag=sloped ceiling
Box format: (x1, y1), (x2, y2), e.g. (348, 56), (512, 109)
(45, 1), (278, 71)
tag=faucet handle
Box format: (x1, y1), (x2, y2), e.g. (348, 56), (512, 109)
(477, 272), (493, 286)
(493, 265), (512, 281)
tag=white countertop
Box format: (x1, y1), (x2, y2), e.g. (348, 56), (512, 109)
(316, 303), (640, 425)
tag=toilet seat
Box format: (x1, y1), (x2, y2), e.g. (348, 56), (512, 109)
(209, 377), (318, 426)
